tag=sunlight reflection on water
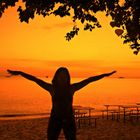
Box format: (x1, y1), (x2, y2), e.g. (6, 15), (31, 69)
(0, 77), (140, 117)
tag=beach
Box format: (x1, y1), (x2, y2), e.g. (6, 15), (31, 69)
(0, 116), (140, 140)
(0, 78), (140, 140)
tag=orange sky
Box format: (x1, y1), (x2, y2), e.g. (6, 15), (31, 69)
(0, 5), (140, 78)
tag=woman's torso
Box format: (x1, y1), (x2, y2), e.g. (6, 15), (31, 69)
(49, 85), (74, 119)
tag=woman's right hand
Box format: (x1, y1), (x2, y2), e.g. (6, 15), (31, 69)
(104, 71), (116, 77)
(7, 69), (20, 75)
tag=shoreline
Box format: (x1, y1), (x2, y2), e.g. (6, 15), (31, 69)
(0, 115), (140, 140)
(0, 113), (50, 120)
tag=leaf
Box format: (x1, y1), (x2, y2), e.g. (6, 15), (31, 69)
(115, 29), (124, 36)
(110, 21), (116, 27)
(134, 51), (138, 55)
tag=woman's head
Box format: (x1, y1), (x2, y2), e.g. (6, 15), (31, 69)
(52, 67), (70, 87)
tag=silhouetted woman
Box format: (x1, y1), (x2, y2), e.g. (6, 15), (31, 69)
(7, 67), (116, 140)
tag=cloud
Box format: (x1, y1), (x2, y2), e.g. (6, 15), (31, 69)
(43, 22), (74, 30)
(0, 70), (8, 78)
(1, 58), (106, 77)
(128, 60), (140, 65)
(14, 58), (104, 69)
(2, 58), (140, 78)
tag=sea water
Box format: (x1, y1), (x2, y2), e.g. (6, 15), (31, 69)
(0, 77), (140, 118)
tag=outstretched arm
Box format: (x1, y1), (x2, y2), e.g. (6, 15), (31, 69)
(71, 71), (116, 92)
(7, 70), (52, 92)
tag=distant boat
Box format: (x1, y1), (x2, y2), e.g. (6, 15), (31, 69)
(118, 77), (125, 79)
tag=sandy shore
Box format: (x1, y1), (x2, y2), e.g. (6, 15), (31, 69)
(0, 116), (140, 140)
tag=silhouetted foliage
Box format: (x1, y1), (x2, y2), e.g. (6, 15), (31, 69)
(0, 0), (140, 54)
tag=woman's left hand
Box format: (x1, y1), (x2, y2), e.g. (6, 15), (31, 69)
(7, 69), (20, 75)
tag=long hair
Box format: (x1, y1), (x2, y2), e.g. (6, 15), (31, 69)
(52, 67), (70, 89)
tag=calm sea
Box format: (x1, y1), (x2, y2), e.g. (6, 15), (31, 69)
(0, 77), (140, 118)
